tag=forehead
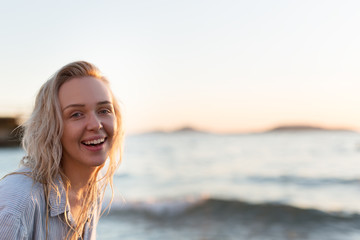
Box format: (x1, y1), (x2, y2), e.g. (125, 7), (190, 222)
(58, 77), (112, 108)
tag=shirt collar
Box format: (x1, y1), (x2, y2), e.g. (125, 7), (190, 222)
(48, 175), (98, 220)
(49, 175), (68, 217)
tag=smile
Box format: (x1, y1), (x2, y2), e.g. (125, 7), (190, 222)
(82, 137), (106, 146)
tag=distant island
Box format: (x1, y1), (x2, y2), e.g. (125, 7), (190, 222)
(143, 126), (207, 134)
(173, 127), (204, 133)
(267, 125), (352, 133)
(0, 117), (22, 147)
(134, 124), (355, 136)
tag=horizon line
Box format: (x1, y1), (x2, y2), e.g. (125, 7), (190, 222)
(128, 124), (357, 135)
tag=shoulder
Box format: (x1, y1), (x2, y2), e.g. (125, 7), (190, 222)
(0, 169), (44, 218)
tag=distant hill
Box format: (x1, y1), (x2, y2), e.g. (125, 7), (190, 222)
(135, 124), (354, 136)
(267, 125), (352, 133)
(173, 127), (202, 133)
(0, 117), (22, 147)
(144, 126), (206, 134)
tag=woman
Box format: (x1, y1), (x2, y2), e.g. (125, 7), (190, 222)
(0, 61), (124, 239)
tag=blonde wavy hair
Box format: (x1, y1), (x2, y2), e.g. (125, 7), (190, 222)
(20, 61), (124, 239)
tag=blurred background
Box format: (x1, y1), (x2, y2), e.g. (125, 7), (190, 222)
(1, 1), (360, 239)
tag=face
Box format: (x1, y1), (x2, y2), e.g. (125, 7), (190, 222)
(59, 76), (116, 171)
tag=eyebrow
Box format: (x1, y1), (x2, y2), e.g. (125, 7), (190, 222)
(62, 101), (113, 111)
(97, 101), (112, 106)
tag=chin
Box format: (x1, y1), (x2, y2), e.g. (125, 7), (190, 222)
(89, 159), (108, 167)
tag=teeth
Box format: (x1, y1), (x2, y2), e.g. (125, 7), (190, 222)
(83, 138), (105, 145)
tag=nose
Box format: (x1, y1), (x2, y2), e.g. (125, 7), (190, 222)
(86, 112), (103, 131)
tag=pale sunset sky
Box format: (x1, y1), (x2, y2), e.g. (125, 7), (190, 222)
(0, 0), (359, 134)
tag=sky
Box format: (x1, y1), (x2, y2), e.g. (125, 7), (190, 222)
(0, 0), (360, 134)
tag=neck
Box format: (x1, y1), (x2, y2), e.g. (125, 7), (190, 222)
(61, 163), (98, 194)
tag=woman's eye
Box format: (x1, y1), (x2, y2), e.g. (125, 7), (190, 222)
(99, 109), (111, 114)
(70, 112), (82, 118)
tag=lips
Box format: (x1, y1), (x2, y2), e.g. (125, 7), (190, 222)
(82, 137), (106, 146)
(81, 137), (107, 151)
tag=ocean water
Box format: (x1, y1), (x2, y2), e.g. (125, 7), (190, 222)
(1, 131), (360, 239)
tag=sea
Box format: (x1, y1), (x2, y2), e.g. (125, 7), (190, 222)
(1, 130), (360, 240)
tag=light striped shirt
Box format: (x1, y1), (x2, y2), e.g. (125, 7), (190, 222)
(0, 169), (99, 240)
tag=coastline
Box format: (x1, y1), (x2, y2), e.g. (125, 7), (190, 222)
(0, 117), (22, 147)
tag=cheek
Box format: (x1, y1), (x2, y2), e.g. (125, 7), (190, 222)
(60, 131), (71, 153)
(105, 117), (116, 138)
(61, 123), (79, 145)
